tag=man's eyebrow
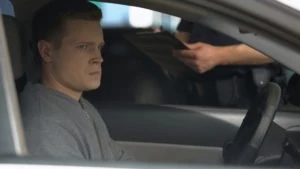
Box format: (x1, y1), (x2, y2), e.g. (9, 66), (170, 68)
(76, 41), (105, 47)
(76, 41), (95, 45)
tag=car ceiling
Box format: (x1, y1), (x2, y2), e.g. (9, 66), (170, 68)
(9, 0), (300, 75)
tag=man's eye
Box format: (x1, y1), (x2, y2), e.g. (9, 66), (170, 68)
(79, 44), (88, 49)
(97, 45), (103, 51)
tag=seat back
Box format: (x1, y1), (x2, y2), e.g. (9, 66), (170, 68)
(3, 15), (26, 93)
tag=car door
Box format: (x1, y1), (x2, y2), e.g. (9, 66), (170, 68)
(84, 0), (300, 164)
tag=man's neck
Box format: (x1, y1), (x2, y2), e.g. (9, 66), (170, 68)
(41, 75), (82, 101)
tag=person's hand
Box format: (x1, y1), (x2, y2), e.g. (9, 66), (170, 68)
(173, 42), (223, 73)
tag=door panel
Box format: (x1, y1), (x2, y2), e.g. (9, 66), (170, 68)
(90, 104), (300, 163)
(95, 104), (240, 147)
(94, 104), (300, 146)
(117, 141), (223, 164)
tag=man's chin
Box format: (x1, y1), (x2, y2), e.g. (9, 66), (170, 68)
(84, 82), (101, 91)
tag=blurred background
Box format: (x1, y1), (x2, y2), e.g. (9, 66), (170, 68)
(90, 1), (180, 31)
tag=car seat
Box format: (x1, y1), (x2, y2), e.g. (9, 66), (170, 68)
(3, 14), (26, 93)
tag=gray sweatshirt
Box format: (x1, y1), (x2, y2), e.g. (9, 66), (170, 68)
(21, 83), (131, 161)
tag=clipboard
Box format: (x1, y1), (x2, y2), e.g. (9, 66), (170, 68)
(123, 31), (195, 79)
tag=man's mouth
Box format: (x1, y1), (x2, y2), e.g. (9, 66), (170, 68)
(89, 71), (101, 75)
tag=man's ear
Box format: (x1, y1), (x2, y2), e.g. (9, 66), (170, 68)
(37, 40), (53, 62)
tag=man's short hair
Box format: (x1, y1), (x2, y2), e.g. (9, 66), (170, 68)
(32, 0), (102, 65)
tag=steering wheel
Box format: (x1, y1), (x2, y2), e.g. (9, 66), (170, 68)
(223, 82), (281, 165)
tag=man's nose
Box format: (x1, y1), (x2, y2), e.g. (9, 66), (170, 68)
(90, 52), (104, 64)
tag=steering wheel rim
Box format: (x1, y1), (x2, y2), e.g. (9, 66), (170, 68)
(223, 82), (281, 165)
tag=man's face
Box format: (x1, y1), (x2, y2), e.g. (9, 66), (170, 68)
(47, 19), (104, 92)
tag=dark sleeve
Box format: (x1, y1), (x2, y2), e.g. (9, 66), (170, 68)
(177, 19), (194, 32)
(193, 23), (214, 32)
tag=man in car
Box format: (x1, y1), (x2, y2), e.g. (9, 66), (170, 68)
(21, 0), (131, 161)
(174, 20), (273, 107)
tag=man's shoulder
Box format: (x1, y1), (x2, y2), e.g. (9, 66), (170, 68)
(20, 82), (40, 101)
(20, 83), (73, 121)
(20, 83), (44, 115)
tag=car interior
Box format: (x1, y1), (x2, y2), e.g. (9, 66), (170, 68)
(1, 0), (300, 167)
